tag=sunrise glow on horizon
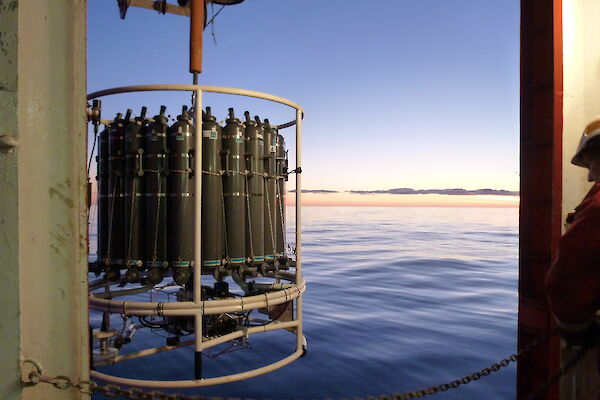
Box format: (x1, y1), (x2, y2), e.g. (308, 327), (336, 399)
(286, 192), (519, 207)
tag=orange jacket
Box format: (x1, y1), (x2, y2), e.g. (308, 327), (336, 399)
(546, 182), (600, 328)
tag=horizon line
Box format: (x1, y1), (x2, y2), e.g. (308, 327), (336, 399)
(289, 188), (519, 196)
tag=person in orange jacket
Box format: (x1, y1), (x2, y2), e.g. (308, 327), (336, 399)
(546, 117), (600, 346)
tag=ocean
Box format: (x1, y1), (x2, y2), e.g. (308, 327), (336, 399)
(92, 206), (519, 400)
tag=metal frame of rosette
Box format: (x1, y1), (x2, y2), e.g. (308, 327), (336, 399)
(86, 84), (305, 388)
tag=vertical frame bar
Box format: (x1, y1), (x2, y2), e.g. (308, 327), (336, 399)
(193, 87), (203, 379)
(295, 109), (302, 284)
(294, 109), (303, 351)
(518, 1), (562, 398)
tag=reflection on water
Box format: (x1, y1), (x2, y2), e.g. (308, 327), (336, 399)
(93, 206), (518, 400)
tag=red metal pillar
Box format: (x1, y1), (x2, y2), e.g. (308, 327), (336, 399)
(518, 0), (563, 399)
(189, 0), (204, 83)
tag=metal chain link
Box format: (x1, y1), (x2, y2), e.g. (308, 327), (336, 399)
(383, 327), (561, 399)
(25, 373), (94, 395)
(23, 327), (564, 400)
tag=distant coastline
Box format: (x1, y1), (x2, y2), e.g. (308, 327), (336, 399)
(289, 187), (519, 196)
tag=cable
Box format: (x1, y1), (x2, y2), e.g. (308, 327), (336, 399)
(245, 300), (289, 328)
(138, 316), (166, 330)
(87, 127), (98, 176)
(205, 4), (225, 29)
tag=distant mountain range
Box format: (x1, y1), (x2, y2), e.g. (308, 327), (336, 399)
(289, 189), (340, 194)
(290, 188), (519, 196)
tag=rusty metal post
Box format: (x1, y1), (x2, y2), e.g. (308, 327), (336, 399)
(190, 0), (204, 83)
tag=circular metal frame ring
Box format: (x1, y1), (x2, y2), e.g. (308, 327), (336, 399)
(87, 84), (304, 130)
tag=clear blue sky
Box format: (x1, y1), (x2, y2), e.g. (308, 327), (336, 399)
(88, 0), (519, 192)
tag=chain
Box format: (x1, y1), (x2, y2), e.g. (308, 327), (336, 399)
(23, 327), (564, 400)
(27, 372), (235, 400)
(24, 373), (94, 395)
(387, 327), (560, 399)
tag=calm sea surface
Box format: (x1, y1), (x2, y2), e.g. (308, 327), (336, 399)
(92, 206), (518, 399)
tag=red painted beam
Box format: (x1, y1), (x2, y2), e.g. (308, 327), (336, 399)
(518, 0), (562, 399)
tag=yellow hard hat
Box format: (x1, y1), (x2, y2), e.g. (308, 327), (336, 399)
(572, 116), (600, 167)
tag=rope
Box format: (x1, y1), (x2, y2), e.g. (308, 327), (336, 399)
(202, 170), (224, 176)
(225, 169), (248, 176)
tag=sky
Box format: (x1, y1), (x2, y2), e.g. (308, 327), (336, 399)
(87, 0), (520, 206)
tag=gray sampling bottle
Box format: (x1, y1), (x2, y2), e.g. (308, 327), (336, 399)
(222, 108), (247, 266)
(201, 107), (224, 268)
(168, 105), (195, 285)
(123, 107), (147, 282)
(106, 112), (126, 281)
(260, 117), (277, 263)
(244, 111), (265, 265)
(144, 106), (169, 285)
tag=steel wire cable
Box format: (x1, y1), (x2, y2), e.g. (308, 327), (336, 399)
(126, 177), (137, 267)
(264, 177), (276, 255)
(151, 172), (162, 265)
(276, 181), (286, 257)
(87, 126), (98, 176)
(244, 173), (254, 259)
(105, 176), (119, 265)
